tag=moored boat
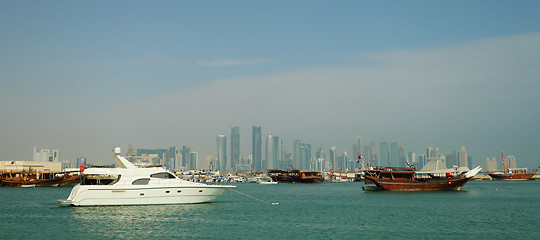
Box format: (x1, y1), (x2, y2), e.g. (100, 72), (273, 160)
(363, 166), (482, 191)
(485, 169), (537, 180)
(58, 147), (235, 206)
(485, 152), (538, 180)
(267, 169), (323, 183)
(0, 171), (69, 187)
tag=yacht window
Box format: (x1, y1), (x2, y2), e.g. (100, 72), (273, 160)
(132, 178), (150, 185)
(150, 172), (176, 179)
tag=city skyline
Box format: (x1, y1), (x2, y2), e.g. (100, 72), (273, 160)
(1, 2), (539, 168)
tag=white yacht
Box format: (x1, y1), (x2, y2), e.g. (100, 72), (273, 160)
(58, 147), (234, 206)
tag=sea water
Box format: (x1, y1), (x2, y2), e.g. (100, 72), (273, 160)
(1, 181), (539, 239)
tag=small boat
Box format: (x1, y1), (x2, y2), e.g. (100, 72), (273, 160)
(256, 176), (278, 185)
(58, 147), (235, 206)
(363, 166), (482, 191)
(267, 169), (324, 183)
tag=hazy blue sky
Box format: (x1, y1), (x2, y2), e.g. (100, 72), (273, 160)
(1, 1), (539, 168)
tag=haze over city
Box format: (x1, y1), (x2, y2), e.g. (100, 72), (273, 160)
(1, 1), (539, 168)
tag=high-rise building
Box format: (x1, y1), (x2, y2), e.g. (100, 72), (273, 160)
(458, 146), (468, 168)
(231, 127), (240, 171)
(370, 142), (378, 166)
(398, 145), (406, 167)
(265, 134), (279, 170)
(408, 152), (416, 168)
(252, 126), (262, 172)
(205, 155), (218, 171)
(293, 140), (301, 170)
(217, 135), (227, 172)
(169, 147), (176, 170)
(507, 155), (517, 169)
(190, 152), (198, 170)
(329, 146), (337, 170)
(76, 157), (86, 167)
(485, 157), (497, 171)
(52, 149), (60, 162)
(181, 146), (191, 170)
(380, 143), (389, 166)
(301, 143), (311, 170)
(390, 143), (398, 167)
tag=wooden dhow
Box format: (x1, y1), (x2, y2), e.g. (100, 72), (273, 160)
(363, 166), (482, 191)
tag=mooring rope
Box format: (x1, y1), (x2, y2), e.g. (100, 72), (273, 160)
(226, 187), (279, 205)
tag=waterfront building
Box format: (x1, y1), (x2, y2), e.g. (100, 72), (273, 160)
(252, 126), (262, 171)
(458, 146), (468, 168)
(370, 142), (378, 166)
(408, 152), (416, 168)
(169, 147), (176, 170)
(33, 147), (57, 162)
(398, 145), (406, 167)
(76, 157), (87, 167)
(342, 152), (350, 171)
(293, 140), (301, 170)
(329, 146), (337, 170)
(236, 155), (252, 172)
(390, 143), (398, 167)
(137, 148), (168, 166)
(265, 134), (279, 170)
(181, 146), (191, 170)
(485, 157), (497, 171)
(417, 154), (426, 169)
(446, 152), (458, 169)
(205, 155), (218, 171)
(190, 152), (198, 170)
(507, 155), (517, 169)
(217, 135), (227, 172)
(301, 143), (311, 170)
(231, 126), (240, 171)
(380, 143), (389, 166)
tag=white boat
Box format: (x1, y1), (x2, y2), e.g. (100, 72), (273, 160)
(58, 147), (234, 206)
(256, 176), (278, 185)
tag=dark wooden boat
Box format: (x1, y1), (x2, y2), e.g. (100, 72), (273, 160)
(267, 169), (323, 183)
(485, 169), (537, 180)
(485, 152), (538, 180)
(0, 171), (81, 187)
(363, 166), (482, 191)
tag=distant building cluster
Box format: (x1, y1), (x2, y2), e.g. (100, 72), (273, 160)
(6, 133), (520, 173)
(210, 127), (478, 173)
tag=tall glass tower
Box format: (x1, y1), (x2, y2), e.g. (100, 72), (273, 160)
(231, 126), (240, 171)
(252, 126), (262, 171)
(217, 135), (227, 172)
(265, 134), (275, 170)
(390, 143), (398, 167)
(380, 142), (389, 166)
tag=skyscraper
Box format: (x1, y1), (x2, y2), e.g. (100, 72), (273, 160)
(293, 140), (301, 170)
(231, 126), (240, 171)
(458, 146), (468, 168)
(380, 143), (389, 166)
(390, 143), (398, 167)
(190, 152), (198, 170)
(181, 146), (191, 170)
(329, 146), (337, 170)
(398, 145), (406, 167)
(217, 135), (227, 172)
(252, 126), (262, 171)
(265, 134), (279, 170)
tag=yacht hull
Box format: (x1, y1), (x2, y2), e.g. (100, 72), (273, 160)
(59, 185), (229, 206)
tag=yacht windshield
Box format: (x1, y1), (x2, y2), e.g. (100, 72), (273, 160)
(150, 172), (176, 179)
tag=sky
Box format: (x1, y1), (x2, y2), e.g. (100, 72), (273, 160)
(1, 1), (539, 168)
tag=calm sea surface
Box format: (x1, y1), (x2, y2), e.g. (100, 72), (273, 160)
(1, 180), (539, 239)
